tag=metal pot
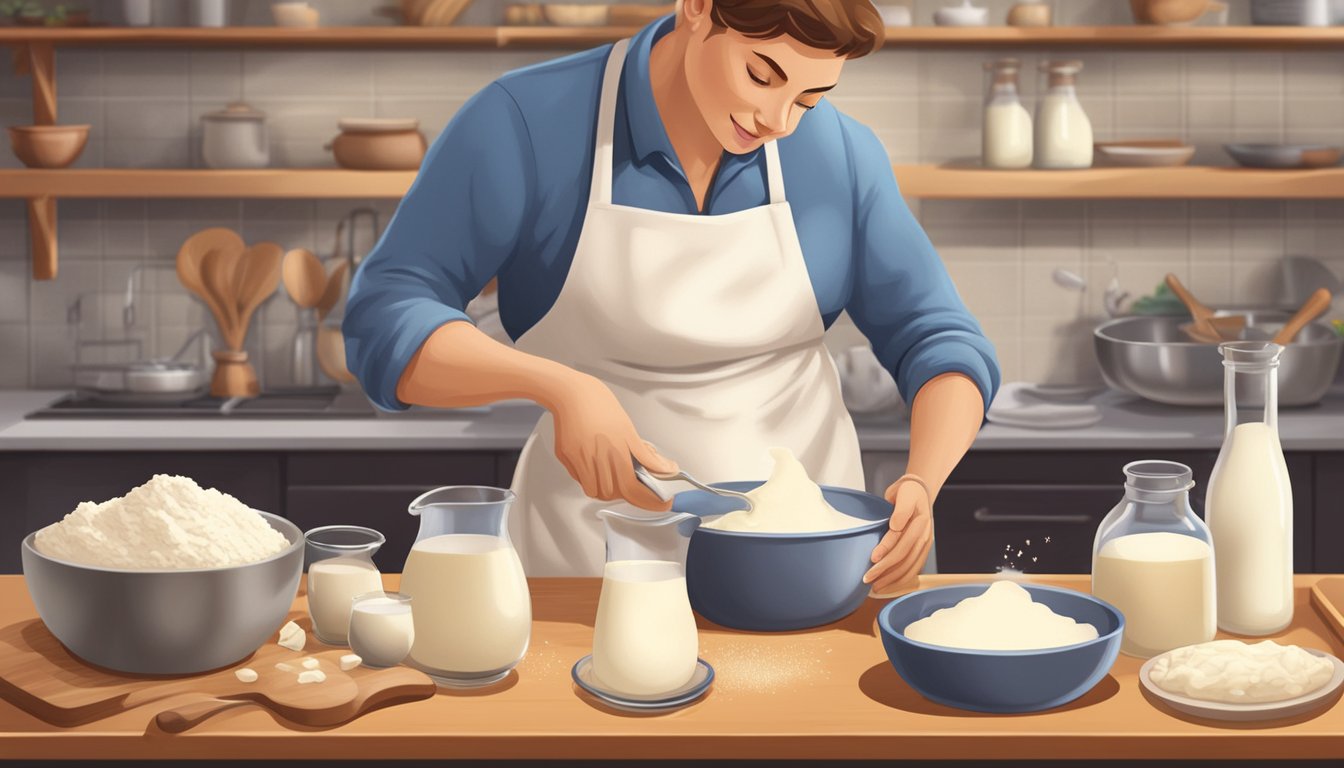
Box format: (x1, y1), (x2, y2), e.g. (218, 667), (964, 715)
(1094, 311), (1343, 407)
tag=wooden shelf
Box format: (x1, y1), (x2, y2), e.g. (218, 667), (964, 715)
(0, 169), (416, 199)
(2, 25), (1344, 49)
(894, 165), (1344, 199)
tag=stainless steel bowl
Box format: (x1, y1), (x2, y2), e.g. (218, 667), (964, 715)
(1094, 312), (1343, 407)
(21, 512), (303, 674)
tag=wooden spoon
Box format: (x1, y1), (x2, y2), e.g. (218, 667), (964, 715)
(233, 242), (284, 351)
(201, 247), (241, 349)
(1166, 273), (1246, 343)
(282, 248), (326, 310)
(177, 227), (244, 331)
(1273, 288), (1333, 345)
(316, 260), (350, 323)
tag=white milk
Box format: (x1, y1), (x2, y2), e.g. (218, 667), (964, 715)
(349, 596), (415, 668)
(307, 557), (383, 644)
(1092, 532), (1215, 658)
(1034, 91), (1093, 169)
(399, 533), (531, 675)
(1206, 421), (1295, 635)
(592, 560), (699, 696)
(983, 100), (1033, 169)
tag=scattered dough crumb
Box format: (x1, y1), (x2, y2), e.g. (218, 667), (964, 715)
(340, 653), (362, 671)
(234, 668), (258, 683)
(297, 669), (327, 684)
(275, 662), (297, 673)
(301, 657), (320, 670)
(277, 621), (305, 652)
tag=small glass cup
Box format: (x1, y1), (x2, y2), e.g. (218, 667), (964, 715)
(304, 525), (385, 646)
(349, 591), (415, 669)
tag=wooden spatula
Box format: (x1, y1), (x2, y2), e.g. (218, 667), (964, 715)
(232, 242), (284, 350)
(1274, 288), (1333, 345)
(282, 248), (326, 310)
(316, 260), (350, 323)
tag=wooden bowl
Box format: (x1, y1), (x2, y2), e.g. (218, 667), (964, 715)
(1129, 0), (1212, 24)
(542, 4), (611, 26)
(7, 124), (90, 169)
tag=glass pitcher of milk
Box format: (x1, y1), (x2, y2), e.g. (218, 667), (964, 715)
(591, 508), (701, 696)
(304, 525), (386, 645)
(1206, 341), (1294, 636)
(1034, 60), (1093, 169)
(982, 58), (1032, 169)
(399, 486), (532, 687)
(1091, 461), (1215, 658)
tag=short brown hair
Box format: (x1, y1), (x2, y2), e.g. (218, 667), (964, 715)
(709, 0), (885, 58)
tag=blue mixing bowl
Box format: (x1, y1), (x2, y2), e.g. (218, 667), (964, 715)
(675, 482), (889, 632)
(877, 583), (1124, 713)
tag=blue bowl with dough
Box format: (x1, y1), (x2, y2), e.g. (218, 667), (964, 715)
(675, 482), (889, 632)
(877, 583), (1124, 713)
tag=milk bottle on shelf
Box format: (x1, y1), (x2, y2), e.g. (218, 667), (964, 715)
(1091, 461), (1215, 659)
(399, 486), (532, 687)
(982, 58), (1033, 169)
(304, 525), (386, 645)
(591, 509), (701, 697)
(1205, 341), (1294, 636)
(1034, 60), (1093, 169)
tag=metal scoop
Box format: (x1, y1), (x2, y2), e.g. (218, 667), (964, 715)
(632, 460), (755, 512)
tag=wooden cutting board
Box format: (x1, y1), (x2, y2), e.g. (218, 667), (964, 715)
(0, 613), (437, 730)
(1311, 576), (1344, 644)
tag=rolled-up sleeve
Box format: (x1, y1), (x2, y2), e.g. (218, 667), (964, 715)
(841, 116), (1000, 413)
(344, 83), (535, 411)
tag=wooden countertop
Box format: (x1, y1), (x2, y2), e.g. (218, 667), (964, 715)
(1, 574), (1342, 762)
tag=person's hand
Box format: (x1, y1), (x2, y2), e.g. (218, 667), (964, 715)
(862, 475), (934, 594)
(550, 371), (678, 511)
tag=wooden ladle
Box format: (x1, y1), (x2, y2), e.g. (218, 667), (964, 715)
(1165, 273), (1246, 343)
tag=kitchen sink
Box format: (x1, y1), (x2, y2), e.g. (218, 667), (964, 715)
(24, 388), (502, 419)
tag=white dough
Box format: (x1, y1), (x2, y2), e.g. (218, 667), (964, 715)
(277, 621), (305, 652)
(1150, 640), (1334, 704)
(301, 657), (320, 670)
(234, 668), (258, 683)
(297, 669), (327, 685)
(340, 653), (363, 671)
(701, 447), (868, 534)
(903, 581), (1099, 651)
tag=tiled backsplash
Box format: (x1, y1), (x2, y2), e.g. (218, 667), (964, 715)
(1, 0), (1341, 391)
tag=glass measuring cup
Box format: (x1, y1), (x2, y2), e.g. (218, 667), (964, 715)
(304, 525), (385, 645)
(399, 486), (531, 687)
(591, 509), (702, 696)
(349, 591), (414, 668)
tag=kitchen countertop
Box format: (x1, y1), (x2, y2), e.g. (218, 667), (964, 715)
(3, 387), (1344, 452)
(1, 573), (1341, 762)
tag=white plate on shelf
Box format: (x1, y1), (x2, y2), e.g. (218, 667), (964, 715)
(1139, 649), (1344, 722)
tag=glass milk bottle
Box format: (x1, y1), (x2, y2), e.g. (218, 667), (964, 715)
(591, 509), (701, 696)
(304, 525), (386, 645)
(1034, 60), (1094, 169)
(982, 58), (1033, 169)
(400, 486), (532, 687)
(1206, 341), (1294, 635)
(1091, 461), (1216, 658)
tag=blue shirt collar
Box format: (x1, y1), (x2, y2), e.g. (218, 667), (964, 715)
(622, 15), (678, 165)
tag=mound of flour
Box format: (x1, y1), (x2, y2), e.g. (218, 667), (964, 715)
(34, 474), (289, 569)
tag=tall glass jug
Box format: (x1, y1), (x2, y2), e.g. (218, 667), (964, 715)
(1206, 341), (1294, 635)
(400, 486), (531, 687)
(1091, 461), (1215, 658)
(591, 509), (701, 697)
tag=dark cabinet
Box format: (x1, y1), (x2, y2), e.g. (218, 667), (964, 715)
(0, 452), (282, 573)
(1316, 454), (1344, 573)
(889, 449), (1320, 575)
(284, 451), (500, 573)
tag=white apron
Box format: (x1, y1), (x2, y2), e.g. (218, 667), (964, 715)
(508, 39), (865, 576)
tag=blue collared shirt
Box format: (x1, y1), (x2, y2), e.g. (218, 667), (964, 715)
(345, 16), (1000, 413)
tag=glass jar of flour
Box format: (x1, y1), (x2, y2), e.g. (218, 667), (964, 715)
(1091, 461), (1216, 659)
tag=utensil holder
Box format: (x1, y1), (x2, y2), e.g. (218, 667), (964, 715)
(211, 349), (259, 397)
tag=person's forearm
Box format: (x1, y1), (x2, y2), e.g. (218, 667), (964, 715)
(395, 320), (579, 411)
(904, 372), (985, 502)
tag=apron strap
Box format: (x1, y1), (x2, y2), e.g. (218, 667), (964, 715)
(764, 141), (786, 205)
(591, 39), (630, 206)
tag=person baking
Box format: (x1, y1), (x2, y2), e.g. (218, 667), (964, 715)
(343, 0), (1000, 593)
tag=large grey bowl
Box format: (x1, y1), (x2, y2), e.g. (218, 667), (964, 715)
(21, 512), (304, 675)
(1094, 312), (1343, 407)
(676, 482), (889, 632)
